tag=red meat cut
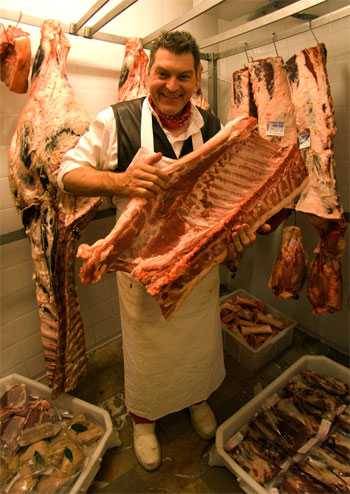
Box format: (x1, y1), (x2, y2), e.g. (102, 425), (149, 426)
(77, 116), (308, 318)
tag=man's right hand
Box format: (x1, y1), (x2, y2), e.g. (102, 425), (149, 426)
(119, 152), (168, 199)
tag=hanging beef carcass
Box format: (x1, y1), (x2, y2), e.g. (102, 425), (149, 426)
(8, 20), (101, 393)
(285, 44), (343, 220)
(249, 56), (297, 148)
(269, 226), (307, 299)
(307, 217), (347, 315)
(1, 26), (31, 93)
(77, 117), (308, 319)
(117, 38), (149, 101)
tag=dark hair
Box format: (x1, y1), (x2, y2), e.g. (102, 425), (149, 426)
(148, 31), (201, 72)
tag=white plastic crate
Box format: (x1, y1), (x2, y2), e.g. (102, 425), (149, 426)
(221, 289), (296, 371)
(215, 355), (350, 494)
(0, 373), (113, 494)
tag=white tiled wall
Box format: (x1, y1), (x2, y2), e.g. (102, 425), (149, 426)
(218, 16), (350, 355)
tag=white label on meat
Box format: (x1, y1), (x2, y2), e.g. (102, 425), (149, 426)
(298, 129), (311, 149)
(267, 121), (285, 136)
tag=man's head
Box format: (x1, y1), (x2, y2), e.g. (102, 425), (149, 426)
(147, 31), (201, 116)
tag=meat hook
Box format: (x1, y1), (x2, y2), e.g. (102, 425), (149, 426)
(272, 32), (279, 57)
(16, 10), (23, 27)
(308, 20), (320, 45)
(243, 42), (253, 63)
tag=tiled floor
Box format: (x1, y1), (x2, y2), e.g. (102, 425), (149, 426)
(73, 330), (349, 494)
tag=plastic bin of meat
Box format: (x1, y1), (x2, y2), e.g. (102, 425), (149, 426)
(0, 373), (113, 493)
(214, 355), (350, 494)
(220, 289), (296, 372)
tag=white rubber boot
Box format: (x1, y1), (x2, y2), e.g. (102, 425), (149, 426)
(189, 401), (217, 440)
(133, 422), (161, 471)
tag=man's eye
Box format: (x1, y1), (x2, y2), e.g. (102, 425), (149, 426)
(179, 75), (190, 81)
(158, 72), (168, 79)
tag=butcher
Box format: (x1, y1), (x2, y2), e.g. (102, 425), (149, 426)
(58, 31), (265, 471)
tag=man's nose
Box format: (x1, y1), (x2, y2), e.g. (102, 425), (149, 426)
(165, 77), (180, 92)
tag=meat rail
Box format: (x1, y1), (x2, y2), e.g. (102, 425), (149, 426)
(77, 117), (308, 318)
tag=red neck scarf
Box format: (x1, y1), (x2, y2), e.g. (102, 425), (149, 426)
(149, 97), (192, 131)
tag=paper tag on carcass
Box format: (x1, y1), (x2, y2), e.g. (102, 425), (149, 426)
(298, 129), (311, 149)
(267, 121), (285, 136)
(224, 431), (244, 451)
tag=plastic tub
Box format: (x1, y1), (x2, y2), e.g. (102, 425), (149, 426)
(221, 289), (296, 371)
(0, 373), (113, 494)
(215, 355), (350, 494)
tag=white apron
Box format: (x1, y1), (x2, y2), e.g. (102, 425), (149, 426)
(116, 99), (225, 420)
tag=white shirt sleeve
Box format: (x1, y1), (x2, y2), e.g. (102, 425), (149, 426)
(56, 106), (118, 190)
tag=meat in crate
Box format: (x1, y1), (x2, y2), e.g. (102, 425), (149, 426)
(220, 289), (296, 371)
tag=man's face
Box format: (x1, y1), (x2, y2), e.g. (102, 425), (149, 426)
(147, 48), (199, 115)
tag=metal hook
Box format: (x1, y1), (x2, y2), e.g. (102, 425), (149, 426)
(16, 11), (23, 27)
(244, 42), (253, 63)
(272, 32), (279, 57)
(309, 20), (319, 44)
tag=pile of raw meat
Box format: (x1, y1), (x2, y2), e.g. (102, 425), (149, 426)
(220, 292), (289, 349)
(225, 370), (350, 492)
(0, 383), (104, 492)
(0, 24), (31, 93)
(229, 44), (347, 314)
(8, 20), (101, 393)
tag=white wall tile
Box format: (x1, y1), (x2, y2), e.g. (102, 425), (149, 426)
(0, 207), (23, 234)
(0, 238), (31, 269)
(24, 353), (46, 380)
(1, 310), (39, 349)
(0, 146), (9, 179)
(0, 177), (15, 210)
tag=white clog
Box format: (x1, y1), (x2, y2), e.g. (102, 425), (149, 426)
(133, 422), (161, 471)
(189, 401), (217, 440)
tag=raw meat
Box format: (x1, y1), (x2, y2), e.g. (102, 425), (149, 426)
(77, 117), (308, 318)
(307, 217), (347, 315)
(230, 67), (256, 119)
(285, 44), (342, 219)
(269, 225), (307, 299)
(0, 24), (9, 59)
(117, 38), (148, 101)
(1, 26), (31, 93)
(8, 20), (101, 393)
(249, 56), (297, 147)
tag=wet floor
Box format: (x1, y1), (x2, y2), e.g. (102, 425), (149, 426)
(73, 329), (349, 494)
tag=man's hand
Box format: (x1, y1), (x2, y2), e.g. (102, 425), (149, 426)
(119, 152), (168, 198)
(230, 224), (256, 254)
(257, 223), (272, 234)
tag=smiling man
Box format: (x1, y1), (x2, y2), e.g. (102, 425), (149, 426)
(58, 31), (257, 471)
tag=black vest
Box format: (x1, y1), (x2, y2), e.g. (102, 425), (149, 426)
(111, 97), (221, 171)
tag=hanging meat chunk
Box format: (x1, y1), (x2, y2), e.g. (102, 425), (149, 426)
(269, 225), (307, 299)
(8, 20), (101, 394)
(77, 118), (308, 319)
(307, 217), (347, 315)
(1, 26), (31, 93)
(285, 44), (342, 219)
(230, 67), (256, 119)
(0, 24), (9, 59)
(117, 38), (148, 101)
(249, 56), (297, 147)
